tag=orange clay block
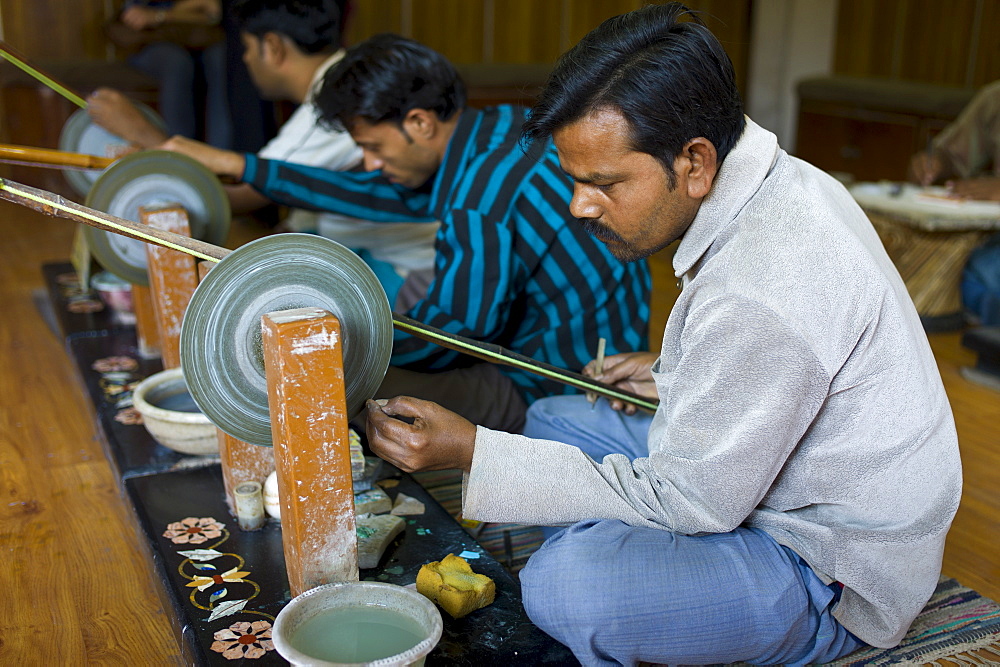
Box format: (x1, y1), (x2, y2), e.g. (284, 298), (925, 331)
(131, 284), (161, 359)
(142, 205), (199, 370)
(262, 307), (358, 595)
(217, 429), (275, 517)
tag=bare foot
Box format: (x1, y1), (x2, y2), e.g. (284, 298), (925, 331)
(87, 87), (167, 149)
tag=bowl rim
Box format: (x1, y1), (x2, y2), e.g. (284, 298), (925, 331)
(271, 580), (444, 666)
(132, 367), (212, 425)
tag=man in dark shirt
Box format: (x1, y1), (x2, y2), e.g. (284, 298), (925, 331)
(164, 33), (650, 432)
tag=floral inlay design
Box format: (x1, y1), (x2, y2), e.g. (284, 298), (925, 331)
(114, 407), (143, 425)
(187, 566), (251, 591)
(92, 355), (139, 373)
(67, 298), (103, 313)
(163, 517), (225, 544)
(210, 620), (274, 660)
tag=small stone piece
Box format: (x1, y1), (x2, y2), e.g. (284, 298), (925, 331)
(354, 487), (392, 515)
(416, 554), (496, 618)
(349, 428), (365, 479)
(356, 514), (406, 569)
(390, 492), (425, 516)
(352, 456), (383, 492)
(263, 470), (281, 520)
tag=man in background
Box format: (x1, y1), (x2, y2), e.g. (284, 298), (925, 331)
(89, 0), (438, 310)
(909, 79), (1000, 201)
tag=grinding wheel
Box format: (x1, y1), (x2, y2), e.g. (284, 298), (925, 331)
(59, 104), (167, 197)
(84, 150), (230, 286)
(180, 234), (393, 447)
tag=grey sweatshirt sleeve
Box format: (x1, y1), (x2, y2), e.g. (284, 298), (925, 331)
(462, 297), (830, 533)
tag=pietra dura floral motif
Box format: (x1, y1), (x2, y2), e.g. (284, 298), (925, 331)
(211, 621), (274, 660)
(162, 516), (276, 660)
(91, 355), (143, 422)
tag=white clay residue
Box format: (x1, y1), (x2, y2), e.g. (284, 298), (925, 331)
(289, 328), (340, 355)
(266, 306), (327, 323)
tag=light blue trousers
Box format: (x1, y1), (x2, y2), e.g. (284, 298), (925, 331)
(519, 395), (865, 666)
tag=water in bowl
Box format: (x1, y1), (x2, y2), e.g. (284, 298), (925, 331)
(151, 390), (202, 413)
(289, 605), (426, 663)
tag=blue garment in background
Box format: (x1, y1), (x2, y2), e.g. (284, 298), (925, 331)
(962, 233), (1000, 325)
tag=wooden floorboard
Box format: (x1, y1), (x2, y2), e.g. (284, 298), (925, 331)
(0, 197), (996, 662)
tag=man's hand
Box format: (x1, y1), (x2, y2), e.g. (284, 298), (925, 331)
(87, 88), (168, 149)
(947, 177), (1000, 202)
(159, 135), (246, 179)
(120, 5), (160, 30)
(365, 397), (478, 473)
(909, 151), (944, 186)
(583, 351), (659, 415)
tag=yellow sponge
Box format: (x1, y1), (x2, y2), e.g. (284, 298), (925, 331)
(416, 553), (496, 618)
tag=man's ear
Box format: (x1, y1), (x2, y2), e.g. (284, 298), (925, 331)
(681, 138), (718, 199)
(261, 32), (287, 65)
(401, 108), (438, 142)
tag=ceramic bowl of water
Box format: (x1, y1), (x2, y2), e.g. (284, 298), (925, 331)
(132, 367), (217, 456)
(272, 581), (443, 666)
(91, 271), (136, 324)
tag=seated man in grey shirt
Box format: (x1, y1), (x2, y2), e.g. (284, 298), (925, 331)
(363, 3), (962, 665)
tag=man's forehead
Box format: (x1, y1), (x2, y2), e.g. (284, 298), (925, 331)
(554, 112), (634, 166)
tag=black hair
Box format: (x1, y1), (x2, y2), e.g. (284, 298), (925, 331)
(231, 0), (343, 55)
(314, 33), (466, 132)
(523, 2), (745, 178)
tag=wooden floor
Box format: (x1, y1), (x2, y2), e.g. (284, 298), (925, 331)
(0, 197), (997, 662)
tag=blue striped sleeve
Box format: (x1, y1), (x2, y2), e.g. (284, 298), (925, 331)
(243, 154), (436, 223)
(392, 207), (518, 369)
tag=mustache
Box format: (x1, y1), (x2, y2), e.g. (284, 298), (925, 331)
(579, 218), (626, 244)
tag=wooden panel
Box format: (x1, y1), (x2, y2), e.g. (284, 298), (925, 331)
(343, 0), (403, 46)
(972, 0), (1000, 88)
(564, 0), (643, 48)
(795, 106), (920, 182)
(686, 0), (752, 101)
(565, 1), (751, 101)
(928, 332), (1000, 603)
(835, 0), (1000, 87)
(410, 0), (484, 64)
(0, 199), (179, 663)
(0, 0), (111, 60)
(897, 0), (979, 86)
(834, 0), (902, 79)
(492, 0), (564, 64)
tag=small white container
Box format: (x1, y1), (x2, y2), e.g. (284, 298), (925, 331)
(131, 367), (218, 455)
(272, 581), (443, 666)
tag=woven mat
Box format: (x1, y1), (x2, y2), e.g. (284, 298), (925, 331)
(411, 469), (544, 575)
(828, 577), (1000, 666)
(410, 472), (1000, 664)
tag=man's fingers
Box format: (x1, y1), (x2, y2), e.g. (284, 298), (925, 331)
(377, 395), (431, 420)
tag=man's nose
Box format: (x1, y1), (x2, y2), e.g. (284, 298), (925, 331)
(569, 185), (600, 220)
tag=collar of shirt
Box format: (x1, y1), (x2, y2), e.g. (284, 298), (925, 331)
(673, 117), (780, 279)
(305, 49), (347, 104)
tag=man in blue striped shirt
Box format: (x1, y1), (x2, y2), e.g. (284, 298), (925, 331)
(164, 33), (650, 432)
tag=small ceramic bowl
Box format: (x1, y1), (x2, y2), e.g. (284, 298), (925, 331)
(272, 581), (443, 666)
(132, 367), (218, 456)
(91, 271), (134, 315)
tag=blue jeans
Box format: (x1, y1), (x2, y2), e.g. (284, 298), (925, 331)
(129, 41), (230, 148)
(520, 396), (864, 665)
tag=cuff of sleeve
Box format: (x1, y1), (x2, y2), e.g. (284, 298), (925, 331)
(242, 152), (260, 185)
